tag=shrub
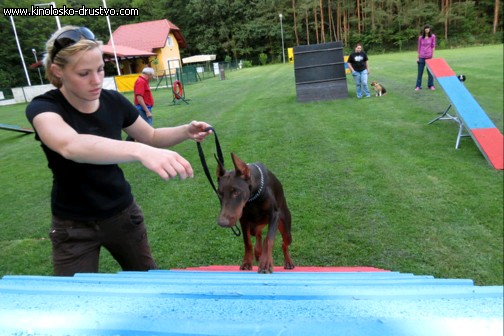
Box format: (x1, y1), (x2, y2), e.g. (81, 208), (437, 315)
(259, 53), (268, 65)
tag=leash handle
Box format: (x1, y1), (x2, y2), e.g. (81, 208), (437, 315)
(197, 126), (223, 196)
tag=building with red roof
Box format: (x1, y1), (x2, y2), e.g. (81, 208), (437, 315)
(102, 19), (187, 75)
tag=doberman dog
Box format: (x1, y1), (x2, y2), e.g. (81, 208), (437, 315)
(216, 153), (295, 274)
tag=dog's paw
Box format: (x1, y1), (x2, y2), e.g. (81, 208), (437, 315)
(258, 266), (273, 274)
(258, 261), (274, 274)
(240, 263), (253, 271)
(284, 261), (295, 270)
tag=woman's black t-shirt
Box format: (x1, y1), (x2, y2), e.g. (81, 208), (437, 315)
(26, 89), (139, 221)
(348, 51), (369, 72)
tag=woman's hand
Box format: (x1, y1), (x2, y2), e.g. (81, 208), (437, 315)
(187, 120), (213, 142)
(139, 146), (194, 180)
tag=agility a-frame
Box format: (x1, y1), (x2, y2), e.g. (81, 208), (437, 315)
(426, 58), (503, 170)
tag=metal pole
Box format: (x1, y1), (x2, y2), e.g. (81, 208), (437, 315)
(10, 16), (31, 86)
(51, 2), (61, 29)
(103, 0), (121, 75)
(34, 2), (61, 29)
(279, 14), (285, 64)
(32, 49), (43, 85)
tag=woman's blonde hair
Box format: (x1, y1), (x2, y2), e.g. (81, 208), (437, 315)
(44, 26), (103, 88)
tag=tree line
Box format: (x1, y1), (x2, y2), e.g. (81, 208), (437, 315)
(0, 0), (501, 88)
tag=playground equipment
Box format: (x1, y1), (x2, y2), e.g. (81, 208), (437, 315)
(426, 58), (503, 170)
(172, 80), (184, 100)
(154, 59), (189, 105)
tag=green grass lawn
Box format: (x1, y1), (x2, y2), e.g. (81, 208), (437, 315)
(0, 45), (502, 285)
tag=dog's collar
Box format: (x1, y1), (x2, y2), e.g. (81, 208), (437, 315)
(248, 163), (264, 202)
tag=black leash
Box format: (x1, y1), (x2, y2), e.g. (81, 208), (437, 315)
(197, 127), (241, 237)
(197, 127), (223, 196)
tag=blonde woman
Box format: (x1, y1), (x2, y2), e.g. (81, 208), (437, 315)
(26, 26), (212, 276)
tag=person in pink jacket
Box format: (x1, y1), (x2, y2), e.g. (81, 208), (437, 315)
(415, 24), (436, 91)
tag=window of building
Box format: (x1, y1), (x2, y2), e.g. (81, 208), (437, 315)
(166, 35), (174, 48)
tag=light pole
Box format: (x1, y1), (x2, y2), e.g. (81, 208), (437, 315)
(103, 0), (121, 75)
(32, 49), (43, 85)
(9, 2), (59, 87)
(9, 16), (31, 86)
(279, 13), (285, 64)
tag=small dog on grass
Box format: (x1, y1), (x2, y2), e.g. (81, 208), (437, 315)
(371, 81), (387, 96)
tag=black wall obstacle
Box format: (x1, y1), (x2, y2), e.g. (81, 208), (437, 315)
(293, 42), (348, 102)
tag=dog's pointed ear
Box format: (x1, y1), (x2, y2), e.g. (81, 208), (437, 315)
(231, 152), (250, 179)
(215, 153), (226, 178)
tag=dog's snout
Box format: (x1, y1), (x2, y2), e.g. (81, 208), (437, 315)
(218, 214), (238, 228)
(217, 217), (230, 227)
(218, 216), (232, 228)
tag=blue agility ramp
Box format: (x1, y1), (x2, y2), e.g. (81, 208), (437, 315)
(426, 58), (503, 170)
(0, 268), (502, 335)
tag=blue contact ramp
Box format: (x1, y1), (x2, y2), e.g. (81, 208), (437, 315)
(0, 267), (502, 335)
(426, 58), (503, 170)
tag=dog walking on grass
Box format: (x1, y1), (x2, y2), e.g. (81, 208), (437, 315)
(216, 153), (295, 274)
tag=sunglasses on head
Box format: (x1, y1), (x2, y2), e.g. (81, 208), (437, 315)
(51, 27), (96, 61)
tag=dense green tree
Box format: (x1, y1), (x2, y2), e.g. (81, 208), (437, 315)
(0, 0), (501, 88)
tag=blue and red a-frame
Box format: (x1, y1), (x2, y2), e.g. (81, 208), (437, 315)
(426, 58), (503, 170)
